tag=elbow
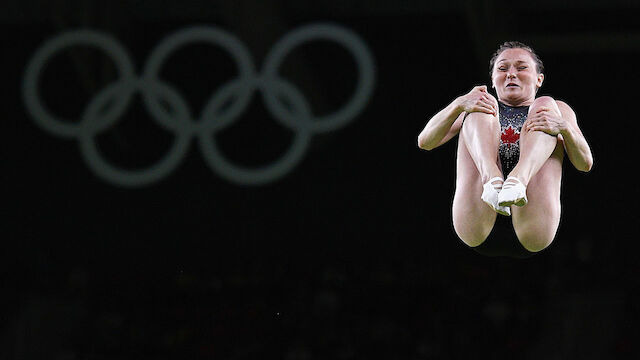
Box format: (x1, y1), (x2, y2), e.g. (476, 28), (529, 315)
(417, 135), (435, 151)
(418, 140), (434, 151)
(578, 157), (594, 172)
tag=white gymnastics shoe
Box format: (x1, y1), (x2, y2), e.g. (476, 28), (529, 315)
(481, 177), (511, 216)
(498, 176), (528, 207)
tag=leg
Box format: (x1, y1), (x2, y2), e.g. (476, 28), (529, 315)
(510, 97), (564, 251)
(511, 146), (563, 251)
(460, 111), (510, 215)
(459, 112), (503, 184)
(452, 113), (503, 247)
(508, 96), (560, 186)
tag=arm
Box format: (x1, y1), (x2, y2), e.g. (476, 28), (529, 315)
(556, 101), (593, 172)
(525, 100), (593, 172)
(417, 101), (465, 151)
(417, 85), (498, 151)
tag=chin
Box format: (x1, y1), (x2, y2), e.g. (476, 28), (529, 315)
(500, 92), (519, 100)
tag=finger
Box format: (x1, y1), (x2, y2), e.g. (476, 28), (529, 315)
(478, 99), (496, 114)
(488, 101), (498, 115)
(484, 95), (499, 114)
(476, 85), (487, 92)
(528, 124), (540, 132)
(529, 125), (546, 132)
(486, 92), (497, 102)
(481, 107), (495, 114)
(536, 127), (555, 135)
(530, 113), (545, 121)
(526, 121), (540, 131)
(469, 103), (493, 114)
(478, 104), (496, 114)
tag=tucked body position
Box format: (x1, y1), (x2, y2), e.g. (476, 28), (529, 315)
(417, 41), (593, 258)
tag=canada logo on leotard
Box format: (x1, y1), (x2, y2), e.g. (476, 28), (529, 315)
(501, 125), (520, 148)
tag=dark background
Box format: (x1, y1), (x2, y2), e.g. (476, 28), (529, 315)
(4, 0), (639, 359)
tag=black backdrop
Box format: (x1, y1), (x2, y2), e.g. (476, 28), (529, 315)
(4, 1), (639, 359)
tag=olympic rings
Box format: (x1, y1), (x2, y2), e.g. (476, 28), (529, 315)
(22, 24), (376, 186)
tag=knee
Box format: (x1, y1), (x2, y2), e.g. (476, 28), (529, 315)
(529, 96), (560, 115)
(515, 228), (556, 252)
(455, 231), (489, 248)
(453, 218), (493, 248)
(523, 96), (562, 136)
(462, 112), (500, 137)
(464, 111), (499, 127)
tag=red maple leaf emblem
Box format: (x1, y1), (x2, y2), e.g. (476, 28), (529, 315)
(501, 126), (520, 147)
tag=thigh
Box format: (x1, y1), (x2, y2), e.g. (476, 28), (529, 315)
(452, 136), (499, 247)
(511, 144), (564, 252)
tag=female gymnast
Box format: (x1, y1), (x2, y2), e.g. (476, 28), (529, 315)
(417, 41), (593, 258)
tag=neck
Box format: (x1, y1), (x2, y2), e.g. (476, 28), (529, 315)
(500, 97), (535, 107)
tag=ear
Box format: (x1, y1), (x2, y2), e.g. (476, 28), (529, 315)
(536, 73), (544, 88)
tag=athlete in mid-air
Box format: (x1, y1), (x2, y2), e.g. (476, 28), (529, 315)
(417, 41), (593, 258)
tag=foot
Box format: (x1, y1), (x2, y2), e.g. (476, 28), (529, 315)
(498, 176), (528, 207)
(481, 177), (511, 216)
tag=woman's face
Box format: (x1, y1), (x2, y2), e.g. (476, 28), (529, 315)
(491, 48), (544, 106)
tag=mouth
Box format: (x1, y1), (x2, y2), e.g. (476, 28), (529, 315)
(506, 83), (519, 88)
